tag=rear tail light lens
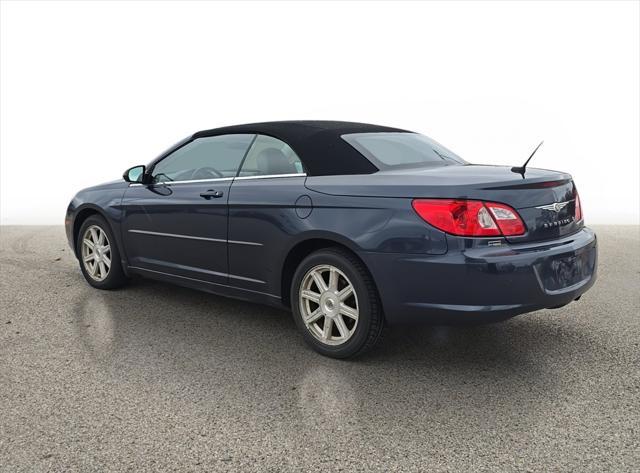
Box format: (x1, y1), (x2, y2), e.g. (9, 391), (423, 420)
(575, 192), (583, 222)
(485, 202), (526, 236)
(412, 199), (526, 237)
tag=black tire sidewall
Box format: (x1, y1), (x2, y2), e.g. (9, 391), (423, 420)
(76, 215), (125, 289)
(291, 249), (376, 358)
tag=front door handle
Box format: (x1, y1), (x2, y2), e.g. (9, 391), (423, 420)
(200, 189), (224, 199)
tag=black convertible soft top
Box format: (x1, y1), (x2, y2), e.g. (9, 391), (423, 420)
(192, 120), (411, 176)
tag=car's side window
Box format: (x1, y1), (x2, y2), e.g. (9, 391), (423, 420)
(238, 135), (304, 177)
(151, 134), (255, 184)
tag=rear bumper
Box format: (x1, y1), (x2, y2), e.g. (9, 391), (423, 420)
(360, 228), (598, 325)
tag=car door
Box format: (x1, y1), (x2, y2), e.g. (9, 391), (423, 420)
(227, 134), (307, 296)
(121, 134), (255, 285)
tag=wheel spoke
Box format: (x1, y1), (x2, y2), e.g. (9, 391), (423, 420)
(83, 239), (95, 250)
(311, 271), (327, 292)
(339, 303), (358, 320)
(83, 254), (94, 263)
(322, 317), (333, 340)
(303, 308), (323, 324)
(337, 285), (353, 302)
(98, 262), (107, 278)
(328, 268), (338, 291)
(301, 289), (320, 304)
(97, 230), (105, 245)
(334, 314), (349, 339)
(102, 244), (110, 254)
(91, 261), (99, 276)
(90, 227), (99, 243)
(102, 255), (111, 268)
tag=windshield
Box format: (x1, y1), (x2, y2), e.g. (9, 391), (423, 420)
(342, 132), (467, 170)
(149, 136), (192, 167)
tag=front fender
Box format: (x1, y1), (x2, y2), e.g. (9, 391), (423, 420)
(65, 184), (128, 261)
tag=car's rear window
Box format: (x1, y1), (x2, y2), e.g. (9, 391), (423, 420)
(342, 132), (467, 170)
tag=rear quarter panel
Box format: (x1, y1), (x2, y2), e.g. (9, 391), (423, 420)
(301, 185), (448, 256)
(227, 176), (448, 301)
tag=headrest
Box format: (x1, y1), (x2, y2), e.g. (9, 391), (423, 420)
(256, 148), (297, 175)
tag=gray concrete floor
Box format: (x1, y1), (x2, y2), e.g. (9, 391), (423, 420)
(0, 225), (638, 472)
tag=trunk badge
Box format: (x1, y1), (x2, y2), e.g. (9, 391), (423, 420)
(536, 201), (570, 212)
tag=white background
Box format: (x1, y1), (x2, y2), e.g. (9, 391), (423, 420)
(1, 0), (638, 225)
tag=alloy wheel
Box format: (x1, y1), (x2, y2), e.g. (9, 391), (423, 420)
(299, 264), (359, 346)
(81, 225), (112, 282)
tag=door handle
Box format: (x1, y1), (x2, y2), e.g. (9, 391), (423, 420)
(200, 189), (224, 199)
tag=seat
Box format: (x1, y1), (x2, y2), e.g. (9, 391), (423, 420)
(256, 148), (298, 175)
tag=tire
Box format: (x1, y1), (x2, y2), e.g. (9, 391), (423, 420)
(76, 215), (128, 290)
(291, 247), (384, 358)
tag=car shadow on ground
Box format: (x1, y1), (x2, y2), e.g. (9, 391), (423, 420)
(59, 270), (606, 450)
(70, 275), (598, 385)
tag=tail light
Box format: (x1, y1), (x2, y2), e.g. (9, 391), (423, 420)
(412, 199), (526, 237)
(575, 192), (583, 222)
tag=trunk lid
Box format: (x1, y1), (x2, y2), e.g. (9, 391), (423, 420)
(305, 164), (582, 243)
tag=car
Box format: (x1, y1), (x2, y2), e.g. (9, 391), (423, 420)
(65, 121), (598, 358)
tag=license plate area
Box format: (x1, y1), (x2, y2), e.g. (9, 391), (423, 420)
(535, 246), (596, 294)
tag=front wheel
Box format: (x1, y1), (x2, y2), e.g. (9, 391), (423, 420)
(291, 248), (384, 358)
(76, 215), (128, 290)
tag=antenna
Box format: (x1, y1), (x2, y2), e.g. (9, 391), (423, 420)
(511, 140), (544, 176)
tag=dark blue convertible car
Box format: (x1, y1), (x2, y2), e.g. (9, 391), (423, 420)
(66, 121), (597, 358)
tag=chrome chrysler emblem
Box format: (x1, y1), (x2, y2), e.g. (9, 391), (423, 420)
(537, 201), (569, 212)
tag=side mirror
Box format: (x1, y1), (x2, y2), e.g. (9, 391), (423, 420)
(123, 165), (146, 183)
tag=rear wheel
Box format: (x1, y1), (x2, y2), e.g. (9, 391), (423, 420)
(77, 215), (128, 289)
(291, 248), (384, 358)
